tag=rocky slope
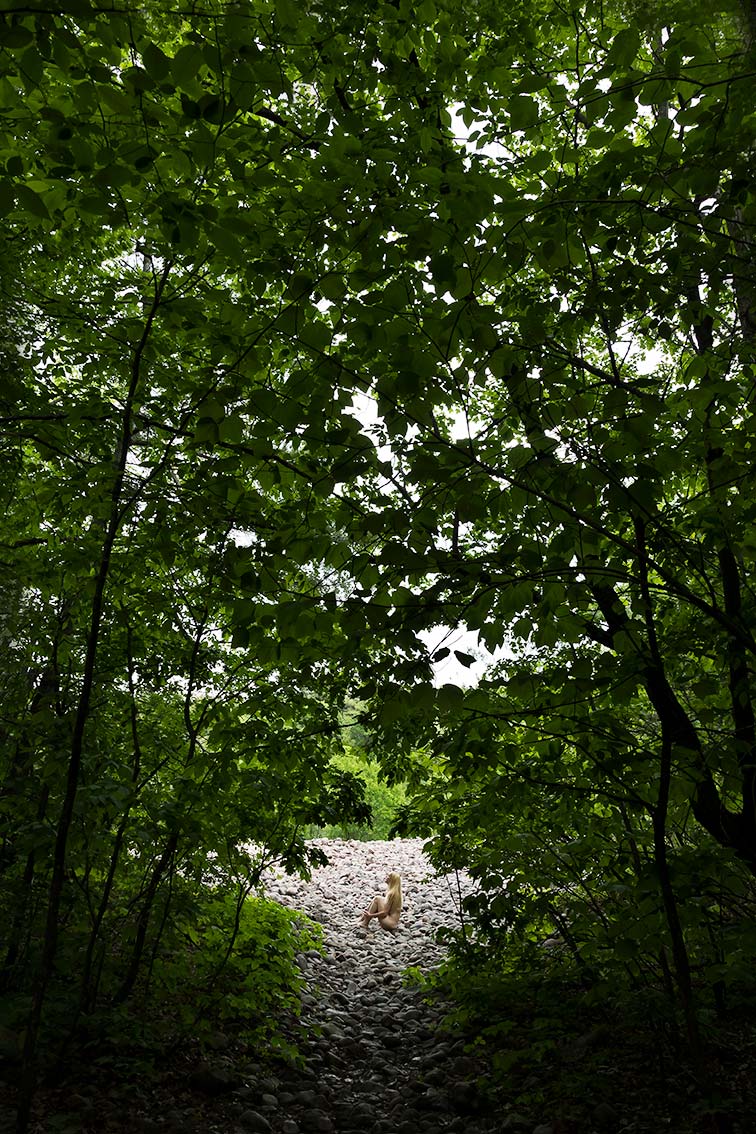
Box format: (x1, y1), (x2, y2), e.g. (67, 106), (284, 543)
(225, 836), (494, 1134)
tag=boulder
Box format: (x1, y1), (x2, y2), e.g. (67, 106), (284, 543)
(189, 1061), (241, 1096)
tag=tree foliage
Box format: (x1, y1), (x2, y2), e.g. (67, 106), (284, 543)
(0, 0), (755, 1127)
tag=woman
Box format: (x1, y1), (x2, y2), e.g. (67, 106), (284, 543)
(359, 871), (402, 932)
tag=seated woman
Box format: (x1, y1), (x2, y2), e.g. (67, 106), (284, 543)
(359, 871), (402, 932)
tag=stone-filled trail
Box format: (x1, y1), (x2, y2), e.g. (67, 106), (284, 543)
(231, 837), (498, 1134)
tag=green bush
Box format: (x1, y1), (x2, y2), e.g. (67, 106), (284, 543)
(304, 747), (406, 841)
(150, 889), (322, 1057)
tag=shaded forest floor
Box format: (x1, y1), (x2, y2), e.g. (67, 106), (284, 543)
(3, 992), (754, 1134)
(2, 839), (754, 1133)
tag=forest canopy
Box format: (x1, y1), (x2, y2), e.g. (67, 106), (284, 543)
(1, 0), (755, 1129)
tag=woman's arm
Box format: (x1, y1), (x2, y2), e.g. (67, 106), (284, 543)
(366, 909), (399, 923)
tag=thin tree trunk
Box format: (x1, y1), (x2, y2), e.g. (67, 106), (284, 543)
(143, 861), (177, 1002)
(1, 784), (49, 988)
(113, 832), (179, 1005)
(198, 877), (255, 1003)
(15, 265), (170, 1134)
(78, 624), (143, 1014)
(632, 515), (700, 1056)
(652, 728), (700, 1057)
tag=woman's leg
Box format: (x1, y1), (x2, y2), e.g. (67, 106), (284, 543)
(359, 895), (385, 927)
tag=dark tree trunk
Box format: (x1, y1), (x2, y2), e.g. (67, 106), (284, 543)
(15, 267), (170, 1134)
(113, 832), (179, 1006)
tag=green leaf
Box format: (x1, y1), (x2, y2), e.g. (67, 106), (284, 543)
(172, 44), (204, 89)
(606, 28), (641, 68)
(509, 95), (539, 130)
(14, 183), (49, 219)
(219, 414), (244, 444)
(437, 683), (464, 710)
(3, 24), (34, 50)
(0, 179), (15, 215)
(142, 41), (172, 82)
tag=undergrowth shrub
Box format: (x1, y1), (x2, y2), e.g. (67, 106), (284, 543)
(419, 944), (702, 1128)
(0, 890), (325, 1077)
(152, 891), (322, 1058)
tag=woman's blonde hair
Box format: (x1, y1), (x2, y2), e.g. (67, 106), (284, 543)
(385, 871), (402, 915)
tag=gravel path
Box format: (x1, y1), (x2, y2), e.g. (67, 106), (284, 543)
(230, 837), (497, 1134)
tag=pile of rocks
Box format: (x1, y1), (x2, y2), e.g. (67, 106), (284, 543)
(217, 837), (492, 1134)
(262, 836), (475, 965)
